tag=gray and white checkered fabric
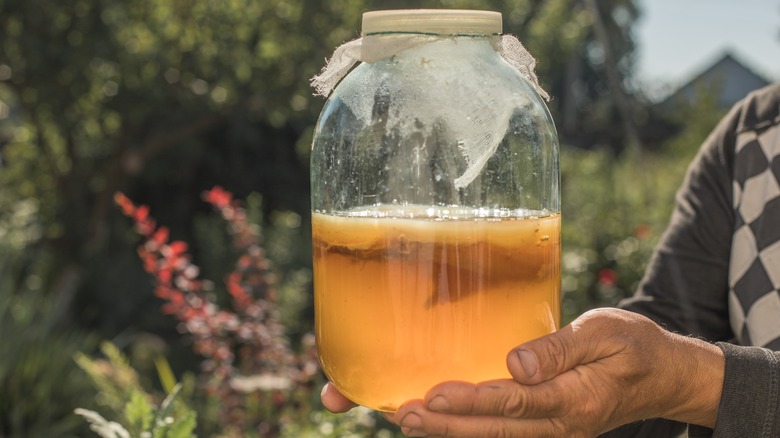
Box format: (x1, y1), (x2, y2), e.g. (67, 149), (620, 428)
(729, 123), (780, 349)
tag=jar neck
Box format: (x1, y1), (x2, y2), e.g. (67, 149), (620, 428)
(360, 33), (499, 64)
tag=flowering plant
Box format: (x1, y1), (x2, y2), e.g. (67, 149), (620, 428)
(113, 187), (318, 435)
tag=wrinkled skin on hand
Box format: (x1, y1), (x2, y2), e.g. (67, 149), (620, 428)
(321, 308), (724, 438)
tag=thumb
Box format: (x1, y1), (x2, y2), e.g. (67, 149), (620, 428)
(507, 308), (626, 385)
(321, 382), (358, 413)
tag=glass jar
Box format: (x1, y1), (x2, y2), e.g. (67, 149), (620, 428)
(310, 9), (560, 412)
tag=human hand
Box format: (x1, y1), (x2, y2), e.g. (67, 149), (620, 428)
(320, 381), (358, 413)
(387, 308), (725, 438)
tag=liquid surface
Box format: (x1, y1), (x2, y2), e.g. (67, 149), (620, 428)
(312, 209), (561, 411)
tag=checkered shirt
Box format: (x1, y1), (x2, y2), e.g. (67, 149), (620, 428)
(729, 121), (780, 349)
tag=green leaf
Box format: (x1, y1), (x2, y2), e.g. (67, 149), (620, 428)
(124, 388), (153, 434)
(153, 356), (177, 395)
(151, 383), (182, 436)
(158, 383), (181, 419)
(150, 382), (196, 438)
(156, 410), (197, 438)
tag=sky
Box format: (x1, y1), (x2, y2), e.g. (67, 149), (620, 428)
(634, 0), (780, 98)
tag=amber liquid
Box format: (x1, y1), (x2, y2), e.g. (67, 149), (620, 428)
(312, 209), (561, 411)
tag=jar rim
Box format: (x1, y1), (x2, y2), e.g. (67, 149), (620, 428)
(362, 9), (502, 36)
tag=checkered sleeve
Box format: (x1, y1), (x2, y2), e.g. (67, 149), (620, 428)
(726, 109), (780, 350)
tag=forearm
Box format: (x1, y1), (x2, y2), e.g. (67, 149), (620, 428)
(636, 340), (780, 437)
(661, 333), (724, 428)
(599, 325), (726, 438)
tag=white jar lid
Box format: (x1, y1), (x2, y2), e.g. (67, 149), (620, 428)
(362, 9), (502, 36)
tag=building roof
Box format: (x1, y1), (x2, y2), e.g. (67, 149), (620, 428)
(660, 51), (771, 109)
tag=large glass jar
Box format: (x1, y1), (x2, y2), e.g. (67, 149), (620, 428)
(310, 9), (560, 412)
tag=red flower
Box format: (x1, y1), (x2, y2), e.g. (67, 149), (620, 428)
(114, 192), (136, 216)
(133, 205), (150, 222)
(136, 217), (156, 236)
(151, 226), (169, 246)
(138, 249), (157, 273)
(237, 255), (252, 270)
(226, 272), (251, 307)
(158, 268), (172, 286)
(154, 285), (172, 299)
(168, 240), (188, 256)
(203, 186), (233, 209)
(598, 268), (617, 286)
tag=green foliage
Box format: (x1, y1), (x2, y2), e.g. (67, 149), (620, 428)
(281, 408), (401, 438)
(72, 345), (404, 438)
(125, 389), (154, 433)
(559, 94), (728, 322)
(560, 146), (668, 321)
(0, 286), (96, 437)
(75, 342), (197, 438)
(75, 342), (141, 414)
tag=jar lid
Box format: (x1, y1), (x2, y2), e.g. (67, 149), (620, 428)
(362, 9), (502, 36)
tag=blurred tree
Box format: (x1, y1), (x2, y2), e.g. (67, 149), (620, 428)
(0, 0), (368, 334)
(524, 0), (642, 151)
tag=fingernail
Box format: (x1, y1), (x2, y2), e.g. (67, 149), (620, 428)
(400, 412), (427, 437)
(401, 412), (422, 429)
(517, 349), (539, 378)
(427, 395), (449, 412)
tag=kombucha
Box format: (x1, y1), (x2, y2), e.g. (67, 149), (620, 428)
(312, 208), (561, 412)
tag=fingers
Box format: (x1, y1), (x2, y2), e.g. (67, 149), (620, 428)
(507, 308), (631, 385)
(420, 379), (568, 419)
(320, 382), (358, 413)
(393, 366), (609, 437)
(396, 399), (566, 438)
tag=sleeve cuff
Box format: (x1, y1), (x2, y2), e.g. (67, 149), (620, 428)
(713, 342), (780, 437)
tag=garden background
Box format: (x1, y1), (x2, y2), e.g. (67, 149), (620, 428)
(0, 0), (741, 436)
